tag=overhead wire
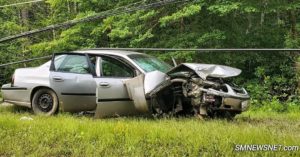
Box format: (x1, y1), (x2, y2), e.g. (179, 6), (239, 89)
(0, 0), (191, 43)
(0, 0), (44, 8)
(0, 55), (51, 67)
(92, 48), (300, 52)
(0, 48), (299, 68)
(0, 0), (192, 67)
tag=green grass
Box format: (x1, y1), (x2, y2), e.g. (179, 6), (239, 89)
(0, 105), (299, 157)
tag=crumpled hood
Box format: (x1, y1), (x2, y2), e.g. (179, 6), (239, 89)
(167, 63), (241, 80)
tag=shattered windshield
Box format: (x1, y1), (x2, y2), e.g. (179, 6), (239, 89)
(128, 54), (172, 73)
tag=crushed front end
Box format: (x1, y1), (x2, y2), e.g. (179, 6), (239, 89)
(148, 63), (250, 118)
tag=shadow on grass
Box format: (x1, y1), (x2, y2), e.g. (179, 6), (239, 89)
(0, 104), (204, 122)
(0, 103), (32, 114)
(1, 102), (298, 124)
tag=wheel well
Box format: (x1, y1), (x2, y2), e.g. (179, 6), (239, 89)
(30, 86), (57, 104)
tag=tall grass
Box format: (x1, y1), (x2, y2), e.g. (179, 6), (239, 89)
(0, 105), (299, 157)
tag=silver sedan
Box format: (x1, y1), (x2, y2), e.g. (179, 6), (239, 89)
(1, 50), (250, 118)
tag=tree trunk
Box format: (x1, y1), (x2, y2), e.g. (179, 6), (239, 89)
(296, 61), (300, 94)
(260, 0), (268, 26)
(246, 13), (252, 34)
(20, 8), (29, 27)
(74, 1), (78, 14)
(289, 10), (297, 39)
(67, 0), (71, 13)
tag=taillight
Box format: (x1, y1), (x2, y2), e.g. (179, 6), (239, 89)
(11, 74), (15, 87)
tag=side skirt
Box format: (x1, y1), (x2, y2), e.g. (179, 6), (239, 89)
(4, 100), (31, 108)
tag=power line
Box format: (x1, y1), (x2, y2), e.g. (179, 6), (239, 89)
(0, 55), (51, 67)
(0, 0), (44, 8)
(0, 48), (299, 67)
(0, 0), (191, 43)
(92, 48), (300, 52)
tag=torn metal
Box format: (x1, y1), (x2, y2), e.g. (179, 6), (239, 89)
(167, 63), (242, 79)
(122, 63), (250, 119)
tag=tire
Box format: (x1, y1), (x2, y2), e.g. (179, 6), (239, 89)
(32, 88), (59, 115)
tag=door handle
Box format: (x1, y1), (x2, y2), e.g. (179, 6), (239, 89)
(99, 82), (110, 87)
(52, 76), (64, 82)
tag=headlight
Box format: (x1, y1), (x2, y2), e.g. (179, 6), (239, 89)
(241, 100), (249, 111)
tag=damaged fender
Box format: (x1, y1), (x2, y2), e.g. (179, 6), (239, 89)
(109, 63), (250, 118)
(124, 71), (168, 113)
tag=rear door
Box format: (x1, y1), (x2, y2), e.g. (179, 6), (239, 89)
(94, 55), (141, 118)
(49, 53), (97, 112)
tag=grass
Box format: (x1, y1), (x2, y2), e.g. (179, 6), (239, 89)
(0, 105), (299, 157)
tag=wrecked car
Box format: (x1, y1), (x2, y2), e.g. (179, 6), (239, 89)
(1, 50), (250, 118)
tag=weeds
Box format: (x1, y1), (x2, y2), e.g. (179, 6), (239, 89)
(0, 105), (299, 156)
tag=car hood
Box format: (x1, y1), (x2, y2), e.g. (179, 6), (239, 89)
(167, 63), (241, 80)
(122, 63), (242, 114)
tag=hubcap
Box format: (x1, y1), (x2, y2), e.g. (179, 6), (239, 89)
(38, 93), (53, 112)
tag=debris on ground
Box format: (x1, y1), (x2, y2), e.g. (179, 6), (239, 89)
(20, 116), (33, 121)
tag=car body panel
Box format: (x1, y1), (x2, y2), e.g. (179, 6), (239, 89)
(1, 84), (31, 107)
(49, 71), (97, 112)
(95, 77), (140, 118)
(123, 74), (148, 113)
(144, 70), (168, 95)
(1, 62), (51, 107)
(122, 70), (168, 115)
(167, 63), (242, 79)
(1, 50), (250, 118)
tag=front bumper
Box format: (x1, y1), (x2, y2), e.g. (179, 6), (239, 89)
(222, 98), (250, 111)
(201, 84), (250, 112)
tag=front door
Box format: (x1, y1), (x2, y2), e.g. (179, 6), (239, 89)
(49, 53), (97, 112)
(94, 55), (140, 118)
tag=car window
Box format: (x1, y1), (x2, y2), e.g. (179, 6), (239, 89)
(101, 56), (134, 78)
(55, 55), (90, 74)
(54, 55), (67, 69)
(128, 54), (172, 73)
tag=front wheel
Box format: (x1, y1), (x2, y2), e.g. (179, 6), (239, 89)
(32, 88), (59, 115)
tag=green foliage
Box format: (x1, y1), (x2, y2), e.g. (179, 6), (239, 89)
(159, 4), (201, 27)
(250, 97), (300, 113)
(0, 0), (300, 111)
(208, 1), (241, 16)
(196, 30), (226, 47)
(285, 34), (300, 48)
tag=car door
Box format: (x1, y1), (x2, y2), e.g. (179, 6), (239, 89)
(49, 53), (97, 112)
(94, 55), (141, 118)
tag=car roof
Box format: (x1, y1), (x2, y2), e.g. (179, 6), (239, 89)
(74, 49), (143, 57)
(40, 49), (148, 68)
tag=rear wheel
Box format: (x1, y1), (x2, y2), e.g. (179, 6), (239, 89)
(32, 88), (59, 115)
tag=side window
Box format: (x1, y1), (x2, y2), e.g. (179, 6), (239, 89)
(101, 56), (134, 78)
(54, 54), (90, 74)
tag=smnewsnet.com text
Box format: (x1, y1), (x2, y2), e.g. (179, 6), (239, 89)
(235, 144), (299, 152)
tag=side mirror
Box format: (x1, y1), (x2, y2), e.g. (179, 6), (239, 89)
(171, 57), (177, 67)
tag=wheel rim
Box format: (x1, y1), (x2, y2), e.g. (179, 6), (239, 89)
(37, 93), (53, 112)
